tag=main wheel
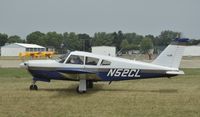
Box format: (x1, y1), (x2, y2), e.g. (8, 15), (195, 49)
(76, 86), (86, 94)
(30, 85), (38, 90)
(86, 80), (93, 88)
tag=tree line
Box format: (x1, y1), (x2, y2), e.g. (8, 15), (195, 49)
(0, 30), (200, 54)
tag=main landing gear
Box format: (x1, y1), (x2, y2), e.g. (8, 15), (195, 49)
(76, 80), (93, 94)
(30, 80), (38, 90)
(29, 79), (94, 93)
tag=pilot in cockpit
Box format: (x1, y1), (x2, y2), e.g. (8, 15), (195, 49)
(69, 56), (83, 64)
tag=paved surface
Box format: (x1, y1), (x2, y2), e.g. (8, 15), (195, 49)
(180, 60), (200, 68)
(0, 60), (22, 68)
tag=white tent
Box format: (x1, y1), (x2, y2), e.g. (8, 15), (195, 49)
(92, 46), (116, 57)
(1, 43), (45, 56)
(183, 46), (200, 56)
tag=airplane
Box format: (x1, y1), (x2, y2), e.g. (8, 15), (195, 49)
(20, 38), (188, 93)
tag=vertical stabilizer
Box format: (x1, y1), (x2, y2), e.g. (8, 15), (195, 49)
(152, 38), (189, 69)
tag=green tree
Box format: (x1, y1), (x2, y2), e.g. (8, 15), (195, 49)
(7, 35), (23, 43)
(26, 31), (46, 46)
(112, 31), (124, 50)
(145, 34), (155, 45)
(124, 33), (136, 44)
(45, 32), (63, 53)
(63, 32), (81, 51)
(78, 33), (91, 51)
(123, 32), (143, 51)
(134, 35), (144, 45)
(92, 32), (113, 46)
(140, 37), (154, 60)
(120, 39), (129, 51)
(62, 32), (69, 53)
(158, 30), (181, 46)
(126, 44), (139, 50)
(0, 33), (8, 46)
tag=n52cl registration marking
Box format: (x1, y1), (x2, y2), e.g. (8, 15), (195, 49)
(107, 69), (140, 78)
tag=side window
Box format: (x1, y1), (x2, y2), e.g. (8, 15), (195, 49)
(58, 53), (70, 63)
(66, 55), (84, 65)
(101, 60), (111, 65)
(85, 57), (99, 65)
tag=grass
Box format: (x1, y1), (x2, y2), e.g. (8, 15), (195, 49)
(0, 68), (200, 117)
(0, 68), (30, 78)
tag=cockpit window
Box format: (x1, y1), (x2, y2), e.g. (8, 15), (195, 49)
(58, 53), (70, 63)
(100, 60), (111, 65)
(66, 55), (84, 65)
(85, 57), (99, 65)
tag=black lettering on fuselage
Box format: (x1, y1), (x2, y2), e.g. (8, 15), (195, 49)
(107, 69), (141, 78)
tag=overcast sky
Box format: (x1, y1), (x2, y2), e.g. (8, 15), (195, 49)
(0, 0), (200, 39)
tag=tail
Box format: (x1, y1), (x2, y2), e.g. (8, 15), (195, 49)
(152, 38), (189, 69)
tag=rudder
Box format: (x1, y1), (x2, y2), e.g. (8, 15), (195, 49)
(152, 38), (189, 69)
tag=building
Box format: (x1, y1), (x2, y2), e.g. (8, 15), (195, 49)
(183, 45), (200, 56)
(92, 46), (116, 57)
(46, 46), (55, 52)
(1, 43), (45, 56)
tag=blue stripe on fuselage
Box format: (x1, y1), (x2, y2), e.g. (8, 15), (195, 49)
(28, 68), (92, 82)
(29, 69), (63, 80)
(28, 67), (173, 82)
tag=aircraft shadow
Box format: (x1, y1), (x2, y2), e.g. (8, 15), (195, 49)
(98, 88), (178, 93)
(38, 84), (105, 97)
(37, 84), (178, 97)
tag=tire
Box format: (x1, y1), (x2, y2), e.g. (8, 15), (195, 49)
(86, 80), (93, 88)
(76, 86), (86, 94)
(30, 85), (38, 90)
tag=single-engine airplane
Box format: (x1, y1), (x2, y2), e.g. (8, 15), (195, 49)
(20, 38), (188, 93)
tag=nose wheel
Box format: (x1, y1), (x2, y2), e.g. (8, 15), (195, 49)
(30, 80), (38, 90)
(30, 84), (38, 90)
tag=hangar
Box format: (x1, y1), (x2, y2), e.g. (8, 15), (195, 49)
(1, 43), (45, 56)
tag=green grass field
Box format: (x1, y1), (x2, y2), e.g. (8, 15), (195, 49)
(0, 68), (200, 117)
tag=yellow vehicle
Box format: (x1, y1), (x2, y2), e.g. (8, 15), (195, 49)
(19, 51), (55, 59)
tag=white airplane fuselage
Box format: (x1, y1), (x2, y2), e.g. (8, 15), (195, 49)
(23, 51), (181, 82)
(21, 38), (188, 93)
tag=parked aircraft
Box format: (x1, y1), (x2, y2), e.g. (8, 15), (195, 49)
(20, 38), (188, 93)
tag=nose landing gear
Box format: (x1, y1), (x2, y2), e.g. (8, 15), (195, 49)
(30, 80), (38, 90)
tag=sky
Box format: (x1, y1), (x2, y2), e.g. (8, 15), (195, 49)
(0, 0), (200, 39)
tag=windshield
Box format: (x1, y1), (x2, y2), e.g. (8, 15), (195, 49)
(66, 55), (84, 64)
(56, 53), (70, 63)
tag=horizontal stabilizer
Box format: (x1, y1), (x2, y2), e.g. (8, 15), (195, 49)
(166, 70), (184, 75)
